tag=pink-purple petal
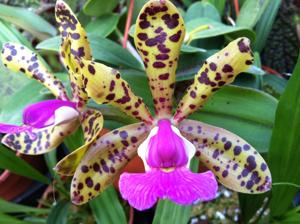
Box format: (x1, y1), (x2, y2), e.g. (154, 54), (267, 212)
(22, 99), (76, 128)
(119, 168), (218, 211)
(147, 119), (188, 168)
(0, 124), (31, 134)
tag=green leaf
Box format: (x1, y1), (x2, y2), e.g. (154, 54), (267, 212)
(0, 198), (49, 214)
(44, 150), (58, 180)
(254, 0), (281, 52)
(153, 158), (198, 224)
(180, 44), (206, 54)
(262, 75), (288, 99)
(63, 128), (85, 152)
(238, 192), (268, 223)
(89, 186), (127, 224)
(0, 3), (56, 40)
(236, 0), (270, 28)
(185, 2), (221, 22)
(268, 54), (300, 217)
(85, 14), (119, 37)
(83, 0), (119, 17)
(0, 19), (31, 48)
(47, 201), (70, 224)
(190, 85), (277, 153)
(0, 213), (30, 224)
(36, 34), (143, 70)
(276, 206), (300, 223)
(186, 18), (255, 43)
(0, 145), (49, 184)
(0, 81), (50, 125)
(203, 0), (226, 15)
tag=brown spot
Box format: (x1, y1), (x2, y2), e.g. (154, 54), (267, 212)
(153, 62), (166, 68)
(159, 73), (169, 80)
(137, 33), (148, 40)
(169, 31), (182, 42)
(88, 65), (95, 75)
(222, 64), (233, 73)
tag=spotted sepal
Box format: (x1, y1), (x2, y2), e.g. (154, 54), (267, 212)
(134, 0), (185, 118)
(179, 119), (271, 194)
(55, 109), (104, 176)
(71, 122), (150, 205)
(55, 0), (91, 60)
(173, 38), (254, 123)
(1, 42), (68, 100)
(2, 111), (80, 155)
(60, 38), (88, 108)
(56, 0), (92, 108)
(73, 56), (154, 124)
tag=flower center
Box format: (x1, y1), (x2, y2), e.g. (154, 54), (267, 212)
(147, 119), (188, 169)
(137, 119), (195, 172)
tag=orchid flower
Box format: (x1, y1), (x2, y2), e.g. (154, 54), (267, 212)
(55, 0), (272, 211)
(0, 20), (103, 158)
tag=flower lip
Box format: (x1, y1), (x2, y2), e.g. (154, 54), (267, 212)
(22, 99), (77, 128)
(147, 119), (188, 168)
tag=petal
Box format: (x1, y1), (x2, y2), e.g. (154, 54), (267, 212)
(0, 124), (30, 134)
(23, 99), (76, 128)
(60, 38), (88, 108)
(55, 109), (103, 176)
(55, 0), (92, 60)
(119, 168), (217, 211)
(1, 42), (68, 100)
(179, 119), (272, 194)
(70, 122), (150, 205)
(134, 0), (185, 118)
(2, 106), (80, 155)
(67, 50), (153, 124)
(173, 38), (254, 123)
(138, 123), (196, 171)
(56, 0), (91, 107)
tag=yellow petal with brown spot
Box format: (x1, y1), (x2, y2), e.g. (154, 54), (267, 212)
(2, 118), (80, 155)
(173, 37), (254, 123)
(179, 119), (272, 194)
(1, 42), (68, 100)
(73, 55), (153, 124)
(55, 109), (103, 176)
(71, 123), (150, 205)
(60, 38), (88, 108)
(134, 0), (185, 118)
(56, 0), (91, 107)
(55, 0), (91, 60)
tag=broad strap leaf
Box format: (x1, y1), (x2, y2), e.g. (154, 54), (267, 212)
(1, 42), (68, 100)
(71, 122), (150, 205)
(179, 119), (272, 194)
(55, 109), (104, 176)
(173, 38), (254, 123)
(134, 0), (185, 118)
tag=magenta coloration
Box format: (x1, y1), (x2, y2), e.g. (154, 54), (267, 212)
(0, 99), (76, 134)
(147, 119), (188, 168)
(23, 99), (76, 128)
(120, 167), (218, 211)
(119, 119), (218, 210)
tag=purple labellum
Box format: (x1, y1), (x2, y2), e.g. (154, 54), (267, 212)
(119, 119), (218, 210)
(23, 99), (76, 128)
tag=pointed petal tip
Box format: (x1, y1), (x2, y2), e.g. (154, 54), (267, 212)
(71, 194), (83, 206)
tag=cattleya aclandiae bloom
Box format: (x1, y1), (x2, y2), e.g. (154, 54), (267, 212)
(0, 33), (103, 157)
(55, 0), (272, 210)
